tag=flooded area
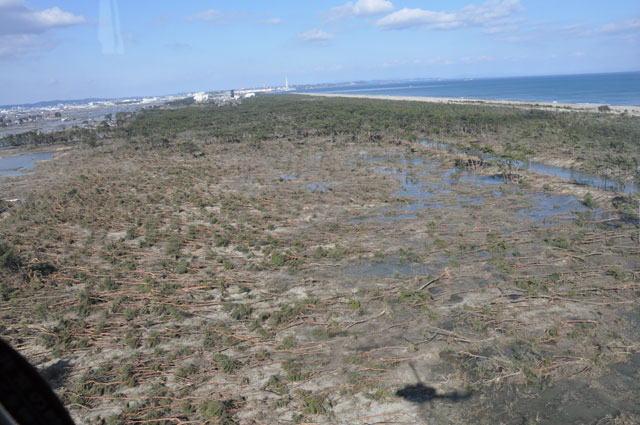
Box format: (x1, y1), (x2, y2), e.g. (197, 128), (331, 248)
(476, 353), (640, 425)
(0, 151), (54, 178)
(343, 258), (434, 279)
(420, 140), (638, 194)
(308, 182), (330, 192)
(514, 192), (607, 223)
(356, 151), (611, 227)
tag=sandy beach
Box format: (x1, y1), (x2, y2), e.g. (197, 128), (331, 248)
(296, 92), (640, 117)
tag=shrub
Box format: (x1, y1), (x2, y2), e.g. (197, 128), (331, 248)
(0, 243), (21, 270)
(266, 374), (289, 395)
(199, 400), (228, 420)
(581, 192), (598, 209)
(271, 252), (285, 267)
(214, 354), (239, 373)
(165, 235), (183, 257)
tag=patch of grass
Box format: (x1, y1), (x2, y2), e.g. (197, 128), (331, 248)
(0, 242), (21, 270)
(203, 324), (221, 348)
(515, 278), (547, 295)
(581, 192), (598, 209)
(230, 304), (252, 320)
(176, 364), (197, 378)
(606, 267), (626, 281)
(550, 237), (570, 250)
(124, 332), (140, 349)
(313, 246), (328, 259)
(348, 297), (364, 315)
(100, 277), (118, 290)
(433, 238), (446, 249)
(282, 358), (308, 382)
(266, 374), (289, 395)
(270, 299), (316, 328)
(199, 400), (228, 421)
(120, 364), (137, 387)
(76, 288), (96, 318)
(296, 390), (328, 415)
(214, 354), (239, 374)
(363, 387), (393, 402)
(277, 336), (297, 350)
(328, 244), (349, 261)
(270, 252), (285, 267)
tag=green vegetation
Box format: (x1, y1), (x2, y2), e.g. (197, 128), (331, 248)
(0, 242), (21, 270)
(581, 192), (598, 209)
(117, 95), (640, 181)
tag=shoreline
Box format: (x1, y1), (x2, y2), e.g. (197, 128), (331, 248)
(295, 93), (640, 116)
(0, 145), (68, 159)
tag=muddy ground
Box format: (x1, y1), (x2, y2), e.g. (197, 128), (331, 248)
(1, 116), (639, 425)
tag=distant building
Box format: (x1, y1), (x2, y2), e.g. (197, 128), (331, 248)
(194, 92), (209, 102)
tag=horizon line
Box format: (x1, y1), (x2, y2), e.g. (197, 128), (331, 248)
(2, 69), (638, 109)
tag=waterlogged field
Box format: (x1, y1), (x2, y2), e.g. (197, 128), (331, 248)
(1, 96), (639, 424)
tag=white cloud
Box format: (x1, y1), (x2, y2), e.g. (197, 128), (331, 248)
(378, 9), (459, 30)
(587, 18), (640, 45)
(0, 33), (57, 59)
(186, 10), (225, 24)
(557, 17), (639, 44)
(185, 10), (248, 25)
(0, 0), (85, 59)
(377, 0), (523, 30)
(482, 25), (518, 34)
(0, 0), (24, 8)
(376, 55), (495, 69)
(0, 0), (85, 36)
(186, 10), (281, 27)
(592, 18), (640, 35)
(297, 29), (334, 45)
(559, 23), (588, 33)
(313, 63), (345, 72)
(352, 0), (394, 16)
(260, 17), (282, 25)
(328, 0), (394, 21)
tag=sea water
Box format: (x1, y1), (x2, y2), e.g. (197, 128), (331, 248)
(300, 72), (640, 106)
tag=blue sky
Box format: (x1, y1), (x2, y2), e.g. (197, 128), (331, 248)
(0, 0), (638, 104)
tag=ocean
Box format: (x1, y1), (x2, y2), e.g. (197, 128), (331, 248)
(299, 71), (640, 106)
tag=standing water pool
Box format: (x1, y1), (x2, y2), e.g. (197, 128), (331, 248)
(0, 152), (54, 178)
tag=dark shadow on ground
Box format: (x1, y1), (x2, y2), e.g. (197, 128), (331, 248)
(395, 383), (471, 403)
(396, 363), (473, 424)
(40, 359), (71, 390)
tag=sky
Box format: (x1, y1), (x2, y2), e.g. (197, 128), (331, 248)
(0, 0), (639, 105)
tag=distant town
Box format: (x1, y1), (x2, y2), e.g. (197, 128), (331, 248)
(0, 81), (298, 139)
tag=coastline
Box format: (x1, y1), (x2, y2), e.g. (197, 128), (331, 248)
(295, 92), (640, 117)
